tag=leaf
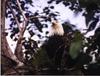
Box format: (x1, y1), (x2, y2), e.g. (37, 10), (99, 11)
(87, 18), (99, 32)
(32, 48), (50, 67)
(69, 31), (83, 59)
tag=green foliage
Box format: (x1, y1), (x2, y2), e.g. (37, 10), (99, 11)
(69, 31), (83, 59)
(79, 0), (100, 7)
(32, 48), (51, 68)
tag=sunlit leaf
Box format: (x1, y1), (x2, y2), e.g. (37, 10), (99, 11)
(69, 31), (83, 59)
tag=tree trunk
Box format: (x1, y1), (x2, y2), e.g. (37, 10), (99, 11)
(14, 30), (24, 62)
(1, 0), (23, 66)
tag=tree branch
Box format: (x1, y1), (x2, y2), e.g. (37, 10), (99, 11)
(14, 21), (28, 62)
(14, 0), (28, 62)
(28, 15), (52, 20)
(7, 2), (21, 30)
(16, 0), (27, 21)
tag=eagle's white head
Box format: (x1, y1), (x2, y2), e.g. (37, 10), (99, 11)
(49, 20), (64, 36)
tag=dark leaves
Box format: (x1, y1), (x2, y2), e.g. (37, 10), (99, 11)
(47, 0), (54, 4)
(77, 53), (92, 66)
(29, 30), (35, 37)
(87, 18), (99, 32)
(22, 39), (38, 51)
(10, 27), (19, 39)
(37, 34), (41, 38)
(43, 7), (50, 15)
(20, 1), (25, 11)
(49, 13), (58, 17)
(43, 24), (48, 28)
(14, 37), (18, 41)
(25, 0), (33, 6)
(25, 13), (30, 18)
(95, 27), (100, 46)
(46, 31), (49, 35)
(56, 0), (62, 4)
(63, 1), (70, 6)
(33, 19), (43, 32)
(50, 6), (54, 9)
(34, 12), (39, 16)
(86, 2), (98, 12)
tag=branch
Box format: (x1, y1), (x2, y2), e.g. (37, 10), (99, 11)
(14, 0), (28, 62)
(28, 15), (52, 20)
(16, 0), (27, 21)
(14, 21), (28, 62)
(7, 2), (20, 30)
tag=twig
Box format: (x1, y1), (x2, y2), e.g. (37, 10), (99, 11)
(28, 15), (52, 20)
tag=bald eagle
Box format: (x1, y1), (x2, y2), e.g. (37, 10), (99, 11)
(42, 20), (66, 67)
